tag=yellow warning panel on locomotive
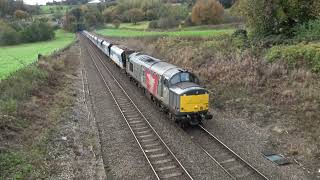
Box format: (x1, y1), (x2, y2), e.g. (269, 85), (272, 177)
(180, 94), (209, 113)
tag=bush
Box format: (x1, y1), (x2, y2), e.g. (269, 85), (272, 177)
(148, 20), (159, 29)
(294, 19), (320, 41)
(184, 15), (194, 26)
(0, 66), (48, 101)
(157, 17), (179, 29)
(231, 29), (249, 49)
(21, 21), (55, 43)
(266, 43), (320, 72)
(0, 20), (54, 45)
(0, 27), (20, 45)
(112, 19), (121, 28)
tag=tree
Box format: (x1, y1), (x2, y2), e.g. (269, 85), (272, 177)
(124, 8), (144, 24)
(232, 0), (320, 37)
(191, 0), (224, 25)
(112, 19), (121, 28)
(14, 9), (29, 19)
(102, 7), (114, 23)
(53, 9), (63, 20)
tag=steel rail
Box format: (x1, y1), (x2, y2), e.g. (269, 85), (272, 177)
(199, 125), (270, 180)
(82, 35), (193, 180)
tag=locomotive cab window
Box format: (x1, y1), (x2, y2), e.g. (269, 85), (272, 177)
(170, 72), (199, 86)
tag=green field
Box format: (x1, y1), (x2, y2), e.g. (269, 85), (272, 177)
(119, 21), (150, 30)
(96, 28), (235, 38)
(0, 30), (75, 80)
(40, 5), (73, 14)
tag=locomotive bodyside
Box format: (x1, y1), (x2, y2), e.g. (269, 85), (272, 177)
(82, 31), (212, 126)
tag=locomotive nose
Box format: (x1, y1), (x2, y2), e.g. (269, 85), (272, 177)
(180, 91), (209, 113)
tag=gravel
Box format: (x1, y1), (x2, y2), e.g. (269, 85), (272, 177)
(80, 36), (154, 179)
(83, 36), (233, 179)
(81, 33), (312, 179)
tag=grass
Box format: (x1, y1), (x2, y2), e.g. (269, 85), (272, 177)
(119, 21), (150, 30)
(39, 5), (73, 14)
(0, 30), (75, 80)
(96, 28), (235, 38)
(0, 151), (33, 180)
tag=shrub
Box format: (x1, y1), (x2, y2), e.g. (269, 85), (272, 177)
(266, 43), (320, 72)
(231, 29), (249, 49)
(21, 21), (55, 43)
(157, 17), (179, 29)
(0, 66), (48, 101)
(184, 15), (194, 26)
(0, 27), (20, 45)
(148, 20), (159, 29)
(294, 19), (320, 42)
(112, 19), (121, 28)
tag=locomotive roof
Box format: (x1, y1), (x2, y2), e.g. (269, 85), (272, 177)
(110, 45), (124, 54)
(129, 53), (161, 68)
(150, 62), (180, 78)
(129, 53), (186, 79)
(170, 82), (204, 95)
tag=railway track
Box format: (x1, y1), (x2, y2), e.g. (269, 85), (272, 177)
(193, 125), (269, 180)
(82, 35), (193, 180)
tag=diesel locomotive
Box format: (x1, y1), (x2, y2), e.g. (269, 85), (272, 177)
(83, 31), (212, 126)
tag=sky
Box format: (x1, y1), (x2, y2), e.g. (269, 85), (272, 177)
(24, 0), (63, 5)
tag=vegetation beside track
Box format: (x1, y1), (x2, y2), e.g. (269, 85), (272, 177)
(113, 33), (320, 177)
(0, 30), (75, 80)
(0, 44), (78, 179)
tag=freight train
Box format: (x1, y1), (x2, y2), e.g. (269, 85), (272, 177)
(82, 31), (212, 127)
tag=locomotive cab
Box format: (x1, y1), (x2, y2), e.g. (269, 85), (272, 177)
(168, 71), (212, 125)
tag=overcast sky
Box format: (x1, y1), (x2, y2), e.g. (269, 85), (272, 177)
(24, 0), (63, 5)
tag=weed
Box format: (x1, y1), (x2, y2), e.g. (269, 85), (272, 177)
(0, 151), (33, 180)
(266, 43), (320, 72)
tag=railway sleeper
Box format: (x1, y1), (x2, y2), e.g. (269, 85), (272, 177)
(157, 167), (183, 179)
(160, 171), (183, 179)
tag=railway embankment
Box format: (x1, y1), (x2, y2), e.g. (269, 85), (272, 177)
(0, 42), (105, 179)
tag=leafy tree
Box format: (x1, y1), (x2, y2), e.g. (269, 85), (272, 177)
(102, 7), (114, 23)
(14, 10), (29, 20)
(112, 19), (121, 28)
(232, 0), (320, 37)
(191, 0), (224, 25)
(53, 9), (63, 20)
(124, 8), (144, 24)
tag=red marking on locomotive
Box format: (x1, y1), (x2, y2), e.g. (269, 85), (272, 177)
(145, 69), (159, 95)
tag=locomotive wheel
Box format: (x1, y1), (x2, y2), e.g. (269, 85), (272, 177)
(180, 121), (187, 129)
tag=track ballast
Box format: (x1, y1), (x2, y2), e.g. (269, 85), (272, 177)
(82, 34), (193, 180)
